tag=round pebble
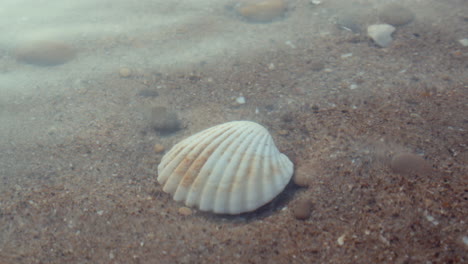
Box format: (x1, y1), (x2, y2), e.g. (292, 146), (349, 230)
(15, 40), (76, 66)
(119, 67), (132, 78)
(292, 199), (312, 220)
(178, 207), (193, 216)
(390, 153), (430, 175)
(236, 0), (287, 23)
(310, 61), (324, 71)
(154, 144), (165, 153)
(149, 106), (181, 133)
(293, 160), (322, 187)
(379, 4), (414, 27)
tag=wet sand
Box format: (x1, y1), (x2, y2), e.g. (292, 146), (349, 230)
(0, 0), (467, 263)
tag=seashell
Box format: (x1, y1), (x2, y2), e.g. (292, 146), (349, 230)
(157, 121), (294, 214)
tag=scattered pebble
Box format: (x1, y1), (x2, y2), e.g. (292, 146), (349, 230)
(119, 67), (132, 78)
(293, 160), (322, 187)
(137, 89), (159, 97)
(367, 24), (395, 48)
(310, 61), (324, 71)
(341, 53), (353, 58)
(277, 129), (289, 136)
(337, 234), (346, 246)
(292, 199), (313, 220)
(149, 106), (181, 133)
(154, 144), (165, 153)
(379, 4), (414, 27)
(15, 40), (76, 66)
(178, 207), (193, 216)
(235, 0), (287, 23)
(458, 38), (468, 47)
(235, 96), (246, 105)
(390, 153), (431, 176)
(425, 212), (439, 226)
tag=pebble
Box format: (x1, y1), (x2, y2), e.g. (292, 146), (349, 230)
(235, 0), (287, 23)
(15, 40), (76, 66)
(154, 144), (165, 153)
(293, 162), (314, 187)
(277, 129), (289, 136)
(458, 38), (468, 47)
(292, 199), (313, 220)
(178, 207), (193, 216)
(367, 24), (395, 48)
(337, 234), (346, 246)
(379, 4), (414, 27)
(337, 13), (362, 33)
(235, 96), (246, 105)
(390, 153), (431, 175)
(137, 89), (159, 97)
(310, 61), (324, 71)
(149, 106), (181, 133)
(341, 53), (353, 58)
(119, 67), (132, 78)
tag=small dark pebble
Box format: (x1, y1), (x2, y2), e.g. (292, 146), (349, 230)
(150, 106), (181, 133)
(281, 112), (294, 123)
(292, 199), (313, 220)
(138, 89), (159, 97)
(310, 61), (324, 72)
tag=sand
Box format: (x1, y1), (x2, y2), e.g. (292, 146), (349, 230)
(0, 0), (467, 263)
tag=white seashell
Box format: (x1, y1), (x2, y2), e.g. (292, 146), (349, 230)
(157, 121), (294, 214)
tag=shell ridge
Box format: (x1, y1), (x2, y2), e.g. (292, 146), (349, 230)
(160, 124), (238, 195)
(173, 124), (242, 202)
(224, 125), (267, 213)
(244, 132), (270, 212)
(192, 122), (253, 210)
(183, 124), (248, 207)
(270, 146), (286, 193)
(262, 136), (277, 203)
(199, 123), (258, 209)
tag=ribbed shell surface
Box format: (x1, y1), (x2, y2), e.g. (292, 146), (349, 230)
(157, 121), (294, 214)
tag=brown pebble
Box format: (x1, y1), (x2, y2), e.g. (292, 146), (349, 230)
(292, 199), (312, 220)
(119, 67), (132, 78)
(278, 129), (289, 136)
(178, 207), (193, 216)
(15, 40), (76, 66)
(236, 0), (287, 23)
(391, 153), (431, 175)
(154, 144), (165, 153)
(293, 160), (323, 187)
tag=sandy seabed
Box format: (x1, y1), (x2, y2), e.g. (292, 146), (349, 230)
(0, 0), (467, 263)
